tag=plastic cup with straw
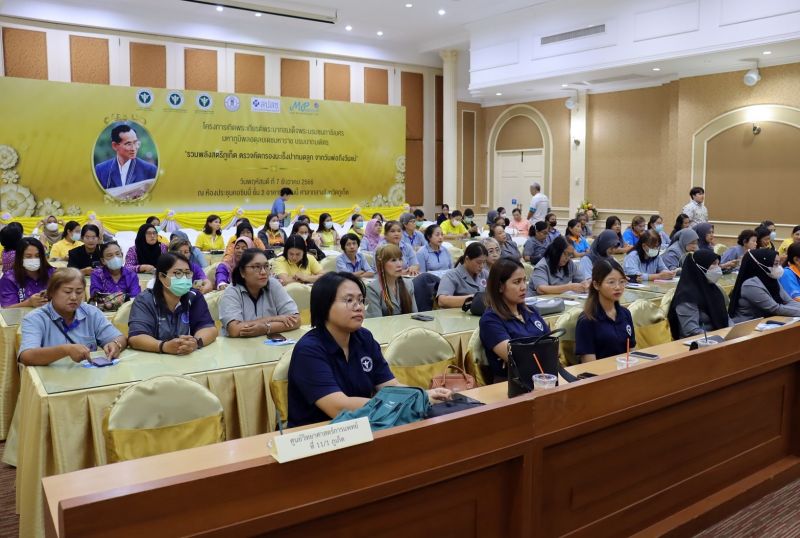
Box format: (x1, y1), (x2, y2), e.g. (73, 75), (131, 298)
(532, 353), (557, 389)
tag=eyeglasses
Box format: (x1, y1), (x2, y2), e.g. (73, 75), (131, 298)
(163, 270), (193, 279)
(339, 296), (367, 310)
(245, 264), (270, 273)
(604, 279), (627, 289)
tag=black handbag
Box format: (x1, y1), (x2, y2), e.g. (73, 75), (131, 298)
(506, 328), (576, 397)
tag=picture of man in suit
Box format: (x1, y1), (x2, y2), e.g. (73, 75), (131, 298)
(94, 124), (158, 190)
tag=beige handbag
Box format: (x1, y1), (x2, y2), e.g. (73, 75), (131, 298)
(429, 364), (476, 392)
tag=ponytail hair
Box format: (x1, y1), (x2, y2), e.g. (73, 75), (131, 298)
(456, 242), (488, 267)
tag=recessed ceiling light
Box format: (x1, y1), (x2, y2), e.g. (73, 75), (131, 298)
(215, 5), (223, 12)
(438, 9), (446, 15)
(652, 67), (661, 71)
(763, 50), (772, 55)
(495, 92), (502, 96)
(561, 83), (569, 88)
(405, 3), (413, 7)
(345, 24), (352, 31)
(377, 30), (384, 36)
(254, 12), (261, 17)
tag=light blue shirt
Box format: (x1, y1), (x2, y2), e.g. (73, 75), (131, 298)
(401, 230), (426, 251)
(416, 245), (453, 272)
(271, 197), (286, 216)
(623, 251), (669, 281)
(336, 252), (373, 273)
(18, 302), (122, 359)
(578, 256), (595, 281)
(377, 239), (418, 269)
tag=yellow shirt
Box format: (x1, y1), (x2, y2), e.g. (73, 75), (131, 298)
(318, 229), (338, 249)
(778, 237), (797, 256)
(195, 232), (225, 251)
(440, 219), (467, 236)
(49, 239), (83, 260)
(271, 255), (323, 278)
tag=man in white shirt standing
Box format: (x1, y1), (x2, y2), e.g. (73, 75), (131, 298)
(527, 182), (549, 224)
(682, 186), (709, 226)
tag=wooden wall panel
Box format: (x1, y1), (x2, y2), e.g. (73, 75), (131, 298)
(129, 42), (166, 88)
(496, 115), (543, 150)
(324, 63), (350, 102)
(2, 27), (48, 80)
(281, 58), (309, 98)
(461, 110), (476, 206)
(184, 48), (217, 91)
(435, 75), (443, 206)
(401, 71), (424, 140)
(364, 67), (388, 105)
(406, 140), (424, 206)
(69, 35), (109, 84)
(234, 52), (264, 95)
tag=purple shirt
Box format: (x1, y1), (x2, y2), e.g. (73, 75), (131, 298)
(89, 266), (142, 298)
(190, 262), (206, 283)
(1, 250), (14, 273)
(215, 264), (232, 288)
(0, 267), (55, 307)
(125, 243), (167, 272)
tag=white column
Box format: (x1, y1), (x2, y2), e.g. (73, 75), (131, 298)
(568, 90), (588, 216)
(440, 50), (458, 207)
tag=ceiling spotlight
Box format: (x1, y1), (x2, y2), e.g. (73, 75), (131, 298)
(743, 65), (761, 87)
(762, 50), (772, 55)
(254, 12), (261, 17)
(215, 5), (223, 11)
(345, 24), (352, 31)
(438, 9), (446, 15)
(561, 84), (569, 88)
(495, 92), (502, 96)
(652, 67), (661, 72)
(405, 3), (413, 7)
(565, 97), (577, 110)
(377, 30), (384, 36)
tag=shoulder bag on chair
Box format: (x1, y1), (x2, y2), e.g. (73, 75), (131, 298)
(331, 386), (430, 431)
(507, 328), (577, 398)
(429, 364), (476, 392)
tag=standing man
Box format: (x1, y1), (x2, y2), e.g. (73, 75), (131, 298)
(271, 187), (293, 224)
(94, 124), (158, 190)
(527, 182), (549, 224)
(682, 186), (708, 226)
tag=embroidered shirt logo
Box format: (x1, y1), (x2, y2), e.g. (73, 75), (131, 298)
(360, 356), (373, 372)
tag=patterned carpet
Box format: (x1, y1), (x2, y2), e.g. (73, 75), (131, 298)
(0, 442), (20, 537)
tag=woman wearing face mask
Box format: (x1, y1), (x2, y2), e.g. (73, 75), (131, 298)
(669, 213), (691, 242)
(479, 258), (550, 382)
(216, 236), (253, 290)
(523, 221), (550, 265)
(145, 216), (169, 246)
(0, 238), (55, 308)
(272, 234), (325, 286)
(778, 225), (800, 258)
(661, 228), (699, 272)
(760, 220), (778, 250)
(605, 215), (631, 254)
(579, 229), (620, 281)
(336, 233), (374, 277)
(291, 221), (325, 261)
(350, 214), (365, 238)
(378, 220), (419, 276)
(622, 216), (647, 249)
(195, 214), (225, 252)
(366, 243), (418, 318)
(544, 213), (560, 243)
(90, 242), (141, 301)
(754, 225), (774, 250)
(128, 252), (218, 355)
(529, 236), (589, 296)
(439, 210), (469, 240)
(721, 229), (757, 265)
(35, 215), (63, 252)
(565, 218), (590, 258)
(437, 242), (489, 308)
(67, 224), (102, 276)
(667, 250), (732, 339)
(399, 212), (426, 251)
(49, 221), (84, 261)
(169, 238), (213, 294)
(779, 243), (800, 302)
(222, 220), (267, 264)
(647, 215), (671, 248)
(317, 212), (340, 250)
(125, 223), (168, 274)
(416, 224), (453, 273)
(463, 209), (480, 237)
(623, 230), (675, 282)
(509, 208), (530, 235)
(489, 223), (521, 262)
(728, 249), (800, 322)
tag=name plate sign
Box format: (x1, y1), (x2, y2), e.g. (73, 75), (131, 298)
(268, 417), (373, 463)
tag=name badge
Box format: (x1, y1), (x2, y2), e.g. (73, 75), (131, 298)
(268, 417), (373, 463)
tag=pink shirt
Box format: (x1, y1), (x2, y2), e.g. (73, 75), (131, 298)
(509, 219), (530, 235)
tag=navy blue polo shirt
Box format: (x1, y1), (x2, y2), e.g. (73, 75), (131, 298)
(479, 306), (550, 380)
(128, 289), (215, 341)
(575, 303), (636, 360)
(288, 326), (395, 427)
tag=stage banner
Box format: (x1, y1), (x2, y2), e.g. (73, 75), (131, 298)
(0, 77), (407, 225)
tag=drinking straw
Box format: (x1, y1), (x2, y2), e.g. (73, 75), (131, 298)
(626, 338), (630, 367)
(533, 353), (545, 374)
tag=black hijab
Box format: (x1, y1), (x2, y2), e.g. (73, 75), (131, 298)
(134, 223), (162, 267)
(667, 250), (727, 339)
(728, 248), (782, 316)
(587, 230), (619, 264)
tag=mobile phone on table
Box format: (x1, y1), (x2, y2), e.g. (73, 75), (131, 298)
(630, 351), (659, 360)
(411, 314), (434, 322)
(267, 334), (287, 343)
(88, 351), (113, 367)
(577, 372), (597, 379)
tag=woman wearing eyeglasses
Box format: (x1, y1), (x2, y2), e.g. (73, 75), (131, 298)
(219, 248), (300, 337)
(127, 252), (218, 355)
(287, 272), (451, 427)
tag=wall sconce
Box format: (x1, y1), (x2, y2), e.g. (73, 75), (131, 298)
(573, 138), (581, 146)
(743, 61), (761, 87)
(752, 123), (761, 135)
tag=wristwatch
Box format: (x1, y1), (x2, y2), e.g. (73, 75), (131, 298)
(195, 337), (204, 349)
(265, 322), (272, 336)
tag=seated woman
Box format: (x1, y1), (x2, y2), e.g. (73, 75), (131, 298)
(358, 218), (382, 253)
(728, 249), (800, 322)
(49, 221), (83, 261)
(168, 238), (213, 294)
(254, 213), (283, 251)
(760, 220), (778, 250)
(317, 212), (340, 250)
(416, 224), (453, 273)
(667, 250), (732, 339)
(647, 215), (671, 248)
(509, 208), (530, 235)
(125, 223), (167, 274)
(67, 224), (102, 276)
(661, 228), (699, 271)
(336, 233), (374, 277)
(669, 213), (691, 242)
(436, 204), (450, 225)
(605, 215), (631, 254)
(544, 213), (560, 243)
(399, 212), (426, 251)
(523, 221), (550, 264)
(378, 220), (419, 276)
(291, 221), (325, 261)
(222, 221), (267, 264)
(128, 252), (218, 355)
(287, 272), (450, 427)
(528, 236), (588, 296)
(366, 243), (417, 318)
(437, 242), (489, 308)
(171, 230), (208, 269)
(34, 215), (63, 252)
(622, 216), (647, 249)
(439, 210), (469, 240)
(577, 211), (593, 239)
(694, 222), (715, 252)
(215, 236), (253, 290)
(479, 258), (550, 382)
(754, 225), (775, 251)
(90, 242), (141, 302)
(778, 225), (800, 258)
(779, 243), (800, 302)
(565, 218), (590, 258)
(623, 230), (675, 282)
(1, 222), (22, 272)
(17, 268), (127, 366)
(350, 213), (365, 238)
(272, 235), (325, 286)
(463, 208), (480, 238)
(145, 216), (170, 246)
(482, 237), (501, 269)
(0, 238), (55, 308)
(195, 214), (225, 252)
(219, 248), (300, 337)
(575, 259), (636, 362)
(721, 229), (757, 265)
(489, 223), (521, 262)
(483, 210), (498, 232)
(578, 229), (620, 281)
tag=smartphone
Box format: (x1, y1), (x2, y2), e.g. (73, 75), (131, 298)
(630, 351), (659, 360)
(626, 274), (639, 284)
(88, 351), (113, 367)
(411, 314), (434, 321)
(268, 334), (287, 343)
(577, 372), (597, 379)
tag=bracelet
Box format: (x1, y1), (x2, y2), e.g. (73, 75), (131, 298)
(265, 322), (271, 336)
(158, 340), (165, 354)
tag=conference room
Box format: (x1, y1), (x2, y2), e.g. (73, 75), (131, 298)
(1, 0), (800, 536)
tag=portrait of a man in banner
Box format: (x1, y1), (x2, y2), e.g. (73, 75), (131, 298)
(93, 122), (159, 201)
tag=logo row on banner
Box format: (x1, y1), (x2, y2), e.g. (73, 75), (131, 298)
(134, 88), (318, 114)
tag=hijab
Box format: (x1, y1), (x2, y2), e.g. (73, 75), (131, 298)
(134, 223), (163, 267)
(728, 248), (783, 316)
(667, 250), (728, 339)
(171, 230), (206, 268)
(223, 236), (254, 271)
(41, 216), (62, 245)
(587, 230), (619, 264)
(486, 210), (498, 227)
(663, 228), (698, 264)
(695, 222), (714, 251)
(363, 218), (381, 251)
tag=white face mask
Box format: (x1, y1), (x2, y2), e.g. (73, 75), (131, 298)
(106, 256), (124, 271)
(71, 233), (82, 242)
(269, 221), (280, 231)
(23, 258), (41, 272)
(770, 265), (785, 280)
(770, 231), (777, 241)
(748, 250), (784, 280)
(704, 266), (723, 284)
(45, 222), (59, 232)
(324, 221), (333, 230)
(646, 248), (659, 258)
(299, 233), (309, 241)
(451, 219), (459, 227)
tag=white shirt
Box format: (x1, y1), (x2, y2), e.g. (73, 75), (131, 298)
(681, 200), (708, 226)
(117, 158), (132, 187)
(529, 192), (549, 223)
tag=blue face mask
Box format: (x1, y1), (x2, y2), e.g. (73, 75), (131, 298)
(168, 276), (193, 297)
(105, 256), (124, 271)
(655, 224), (664, 233)
(72, 233), (82, 242)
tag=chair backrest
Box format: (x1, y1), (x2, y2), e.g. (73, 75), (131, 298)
(555, 307), (583, 366)
(628, 299), (672, 348)
(268, 349), (293, 428)
(103, 375), (224, 463)
(713, 243), (728, 256)
(112, 299), (134, 335)
(114, 231), (136, 258)
(464, 327), (488, 387)
(384, 327), (456, 388)
(204, 290), (224, 326)
(320, 253), (340, 272)
(522, 261), (534, 279)
(284, 282), (311, 325)
(444, 245), (464, 261)
(204, 262), (220, 282)
(411, 273), (440, 313)
(179, 228), (200, 245)
(660, 287), (676, 313)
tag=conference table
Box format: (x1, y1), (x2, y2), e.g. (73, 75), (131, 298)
(41, 318), (800, 537)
